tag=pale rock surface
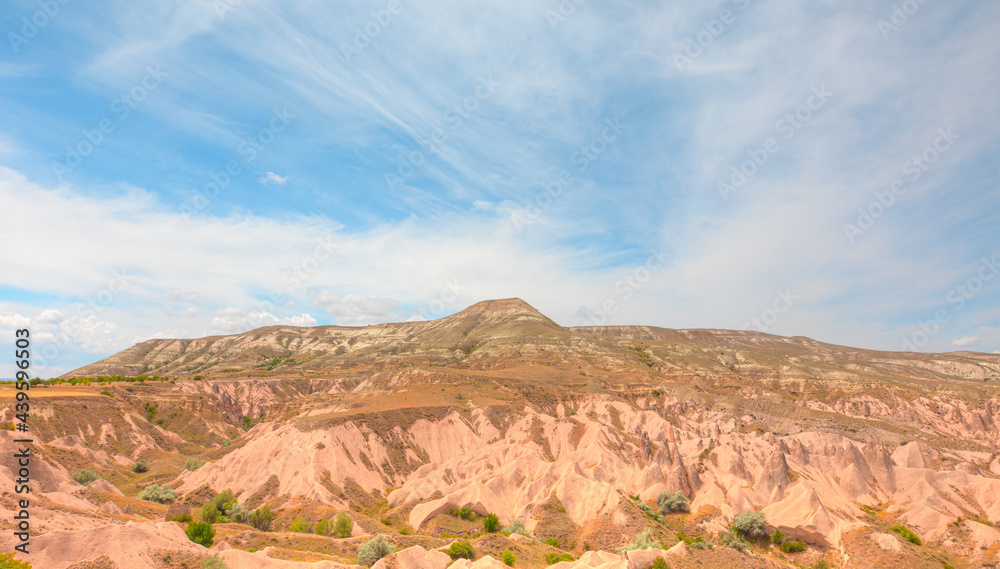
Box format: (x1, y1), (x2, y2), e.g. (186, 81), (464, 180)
(89, 478), (125, 496)
(371, 546), (451, 569)
(872, 532), (902, 552)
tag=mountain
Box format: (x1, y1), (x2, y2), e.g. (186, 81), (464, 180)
(5, 298), (1000, 569)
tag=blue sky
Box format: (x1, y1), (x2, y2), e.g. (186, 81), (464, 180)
(1, 0), (999, 376)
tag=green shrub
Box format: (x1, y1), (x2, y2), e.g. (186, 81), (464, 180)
(201, 503), (219, 524)
(656, 491), (690, 514)
(229, 502), (249, 524)
(138, 483), (176, 504)
(688, 541), (713, 550)
(169, 513), (193, 523)
(290, 517), (312, 533)
(446, 541), (475, 560)
(208, 490), (235, 515)
(334, 512), (353, 538)
(145, 402), (158, 421)
(501, 550), (516, 567)
(780, 541), (806, 553)
(544, 553), (575, 564)
(185, 458), (204, 471)
(202, 554), (228, 569)
(771, 528), (785, 545)
(722, 531), (751, 551)
(0, 552), (32, 568)
(221, 439), (232, 447)
(249, 506), (275, 531)
(381, 517), (392, 525)
(399, 526), (412, 535)
(732, 512), (768, 540)
(617, 528), (661, 552)
(484, 513), (500, 533)
(131, 460), (149, 473)
(649, 558), (669, 569)
(358, 534), (396, 567)
(315, 518), (331, 536)
(888, 525), (922, 545)
(543, 538), (560, 548)
(504, 519), (530, 537)
(100, 390), (115, 397)
(72, 467), (101, 486)
(813, 562), (829, 569)
(185, 521), (215, 547)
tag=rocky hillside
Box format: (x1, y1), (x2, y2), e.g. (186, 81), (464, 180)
(2, 298), (1000, 569)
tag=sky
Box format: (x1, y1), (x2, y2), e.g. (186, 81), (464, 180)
(1, 0), (999, 377)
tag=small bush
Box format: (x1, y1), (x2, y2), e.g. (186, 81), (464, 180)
(249, 506), (275, 531)
(771, 528), (785, 545)
(315, 518), (331, 536)
(221, 439), (232, 447)
(100, 390), (115, 397)
(202, 554), (228, 569)
(208, 490), (235, 515)
(813, 562), (829, 569)
(381, 517), (392, 525)
(732, 512), (768, 541)
(446, 541), (475, 560)
(169, 513), (193, 523)
(138, 483), (176, 504)
(0, 552), (32, 568)
(358, 534), (396, 567)
(780, 541), (806, 553)
(618, 528), (661, 552)
(73, 468), (101, 486)
(399, 526), (412, 535)
(484, 513), (500, 533)
(185, 521), (215, 547)
(185, 458), (204, 471)
(131, 460), (149, 473)
(501, 550), (516, 567)
(543, 538), (560, 548)
(229, 502), (249, 524)
(290, 517), (312, 533)
(656, 491), (690, 514)
(722, 531), (751, 551)
(544, 553), (575, 564)
(649, 558), (669, 569)
(201, 503), (219, 523)
(334, 512), (353, 538)
(504, 519), (530, 537)
(889, 525), (922, 545)
(688, 541), (713, 550)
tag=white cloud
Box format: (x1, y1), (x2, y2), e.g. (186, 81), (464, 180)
(209, 308), (317, 335)
(309, 290), (401, 326)
(952, 336), (980, 347)
(259, 171), (287, 185)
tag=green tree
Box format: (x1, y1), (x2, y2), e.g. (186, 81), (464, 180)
(315, 518), (331, 536)
(186, 522), (215, 547)
(358, 535), (396, 567)
(0, 552), (32, 568)
(249, 506), (275, 531)
(484, 513), (500, 533)
(501, 550), (516, 567)
(334, 512), (353, 538)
